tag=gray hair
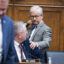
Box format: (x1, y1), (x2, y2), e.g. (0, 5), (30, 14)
(14, 21), (26, 36)
(30, 5), (43, 15)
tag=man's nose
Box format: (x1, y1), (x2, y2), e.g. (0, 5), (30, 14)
(33, 17), (36, 20)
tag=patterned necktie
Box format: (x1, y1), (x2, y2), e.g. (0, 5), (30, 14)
(19, 44), (24, 59)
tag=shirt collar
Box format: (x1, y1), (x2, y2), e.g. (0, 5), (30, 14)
(14, 40), (20, 47)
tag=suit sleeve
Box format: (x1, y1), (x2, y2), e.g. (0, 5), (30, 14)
(30, 47), (45, 63)
(37, 27), (52, 49)
(23, 38), (45, 63)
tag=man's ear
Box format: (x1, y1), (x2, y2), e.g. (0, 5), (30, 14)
(41, 15), (43, 19)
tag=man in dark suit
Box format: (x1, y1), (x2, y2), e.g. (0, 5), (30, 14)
(0, 0), (15, 64)
(14, 21), (45, 63)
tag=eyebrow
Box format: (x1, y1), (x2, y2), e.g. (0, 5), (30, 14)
(0, 8), (6, 10)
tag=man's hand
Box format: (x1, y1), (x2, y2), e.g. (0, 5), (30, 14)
(30, 41), (38, 49)
(27, 20), (32, 24)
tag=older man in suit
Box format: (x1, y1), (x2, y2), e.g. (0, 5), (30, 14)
(0, 0), (15, 64)
(27, 5), (52, 62)
(14, 21), (45, 63)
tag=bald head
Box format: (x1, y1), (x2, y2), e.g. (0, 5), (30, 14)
(0, 0), (9, 6)
(0, 0), (9, 4)
(0, 0), (9, 18)
(0, 0), (9, 2)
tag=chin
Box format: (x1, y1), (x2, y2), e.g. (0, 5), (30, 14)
(33, 22), (38, 25)
(32, 22), (37, 25)
(33, 23), (38, 25)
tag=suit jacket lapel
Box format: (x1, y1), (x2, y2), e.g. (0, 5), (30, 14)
(31, 21), (44, 41)
(31, 27), (40, 41)
(15, 50), (19, 62)
(2, 19), (7, 61)
(22, 44), (31, 59)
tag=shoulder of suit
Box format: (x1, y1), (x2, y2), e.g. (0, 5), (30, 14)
(2, 15), (13, 22)
(38, 21), (52, 31)
(23, 38), (30, 44)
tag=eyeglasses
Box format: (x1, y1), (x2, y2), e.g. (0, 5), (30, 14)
(30, 15), (41, 19)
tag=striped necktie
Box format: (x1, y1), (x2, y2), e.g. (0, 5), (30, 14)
(19, 44), (24, 59)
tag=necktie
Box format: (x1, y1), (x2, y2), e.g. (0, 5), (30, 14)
(31, 25), (37, 29)
(19, 44), (24, 59)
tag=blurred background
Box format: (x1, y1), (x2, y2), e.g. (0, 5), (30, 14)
(7, 0), (64, 51)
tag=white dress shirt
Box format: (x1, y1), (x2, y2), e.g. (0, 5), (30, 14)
(14, 40), (26, 63)
(29, 28), (36, 41)
(0, 19), (3, 63)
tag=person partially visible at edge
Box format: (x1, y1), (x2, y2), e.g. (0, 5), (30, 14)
(0, 0), (15, 64)
(26, 5), (52, 62)
(14, 21), (45, 63)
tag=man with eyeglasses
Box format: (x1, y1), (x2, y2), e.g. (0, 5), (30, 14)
(27, 5), (52, 62)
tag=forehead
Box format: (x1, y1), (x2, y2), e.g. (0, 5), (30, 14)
(31, 11), (40, 15)
(18, 26), (27, 33)
(0, 0), (9, 2)
(0, 1), (8, 8)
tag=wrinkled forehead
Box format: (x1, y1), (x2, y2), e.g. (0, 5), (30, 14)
(0, 0), (9, 2)
(0, 0), (9, 8)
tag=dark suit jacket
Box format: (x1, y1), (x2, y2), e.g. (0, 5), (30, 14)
(1, 15), (15, 64)
(15, 38), (45, 63)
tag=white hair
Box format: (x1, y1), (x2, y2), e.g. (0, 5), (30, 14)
(30, 5), (43, 15)
(14, 21), (26, 36)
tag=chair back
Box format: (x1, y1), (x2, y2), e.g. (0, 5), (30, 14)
(47, 51), (64, 64)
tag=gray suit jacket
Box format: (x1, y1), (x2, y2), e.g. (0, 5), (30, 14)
(28, 21), (52, 49)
